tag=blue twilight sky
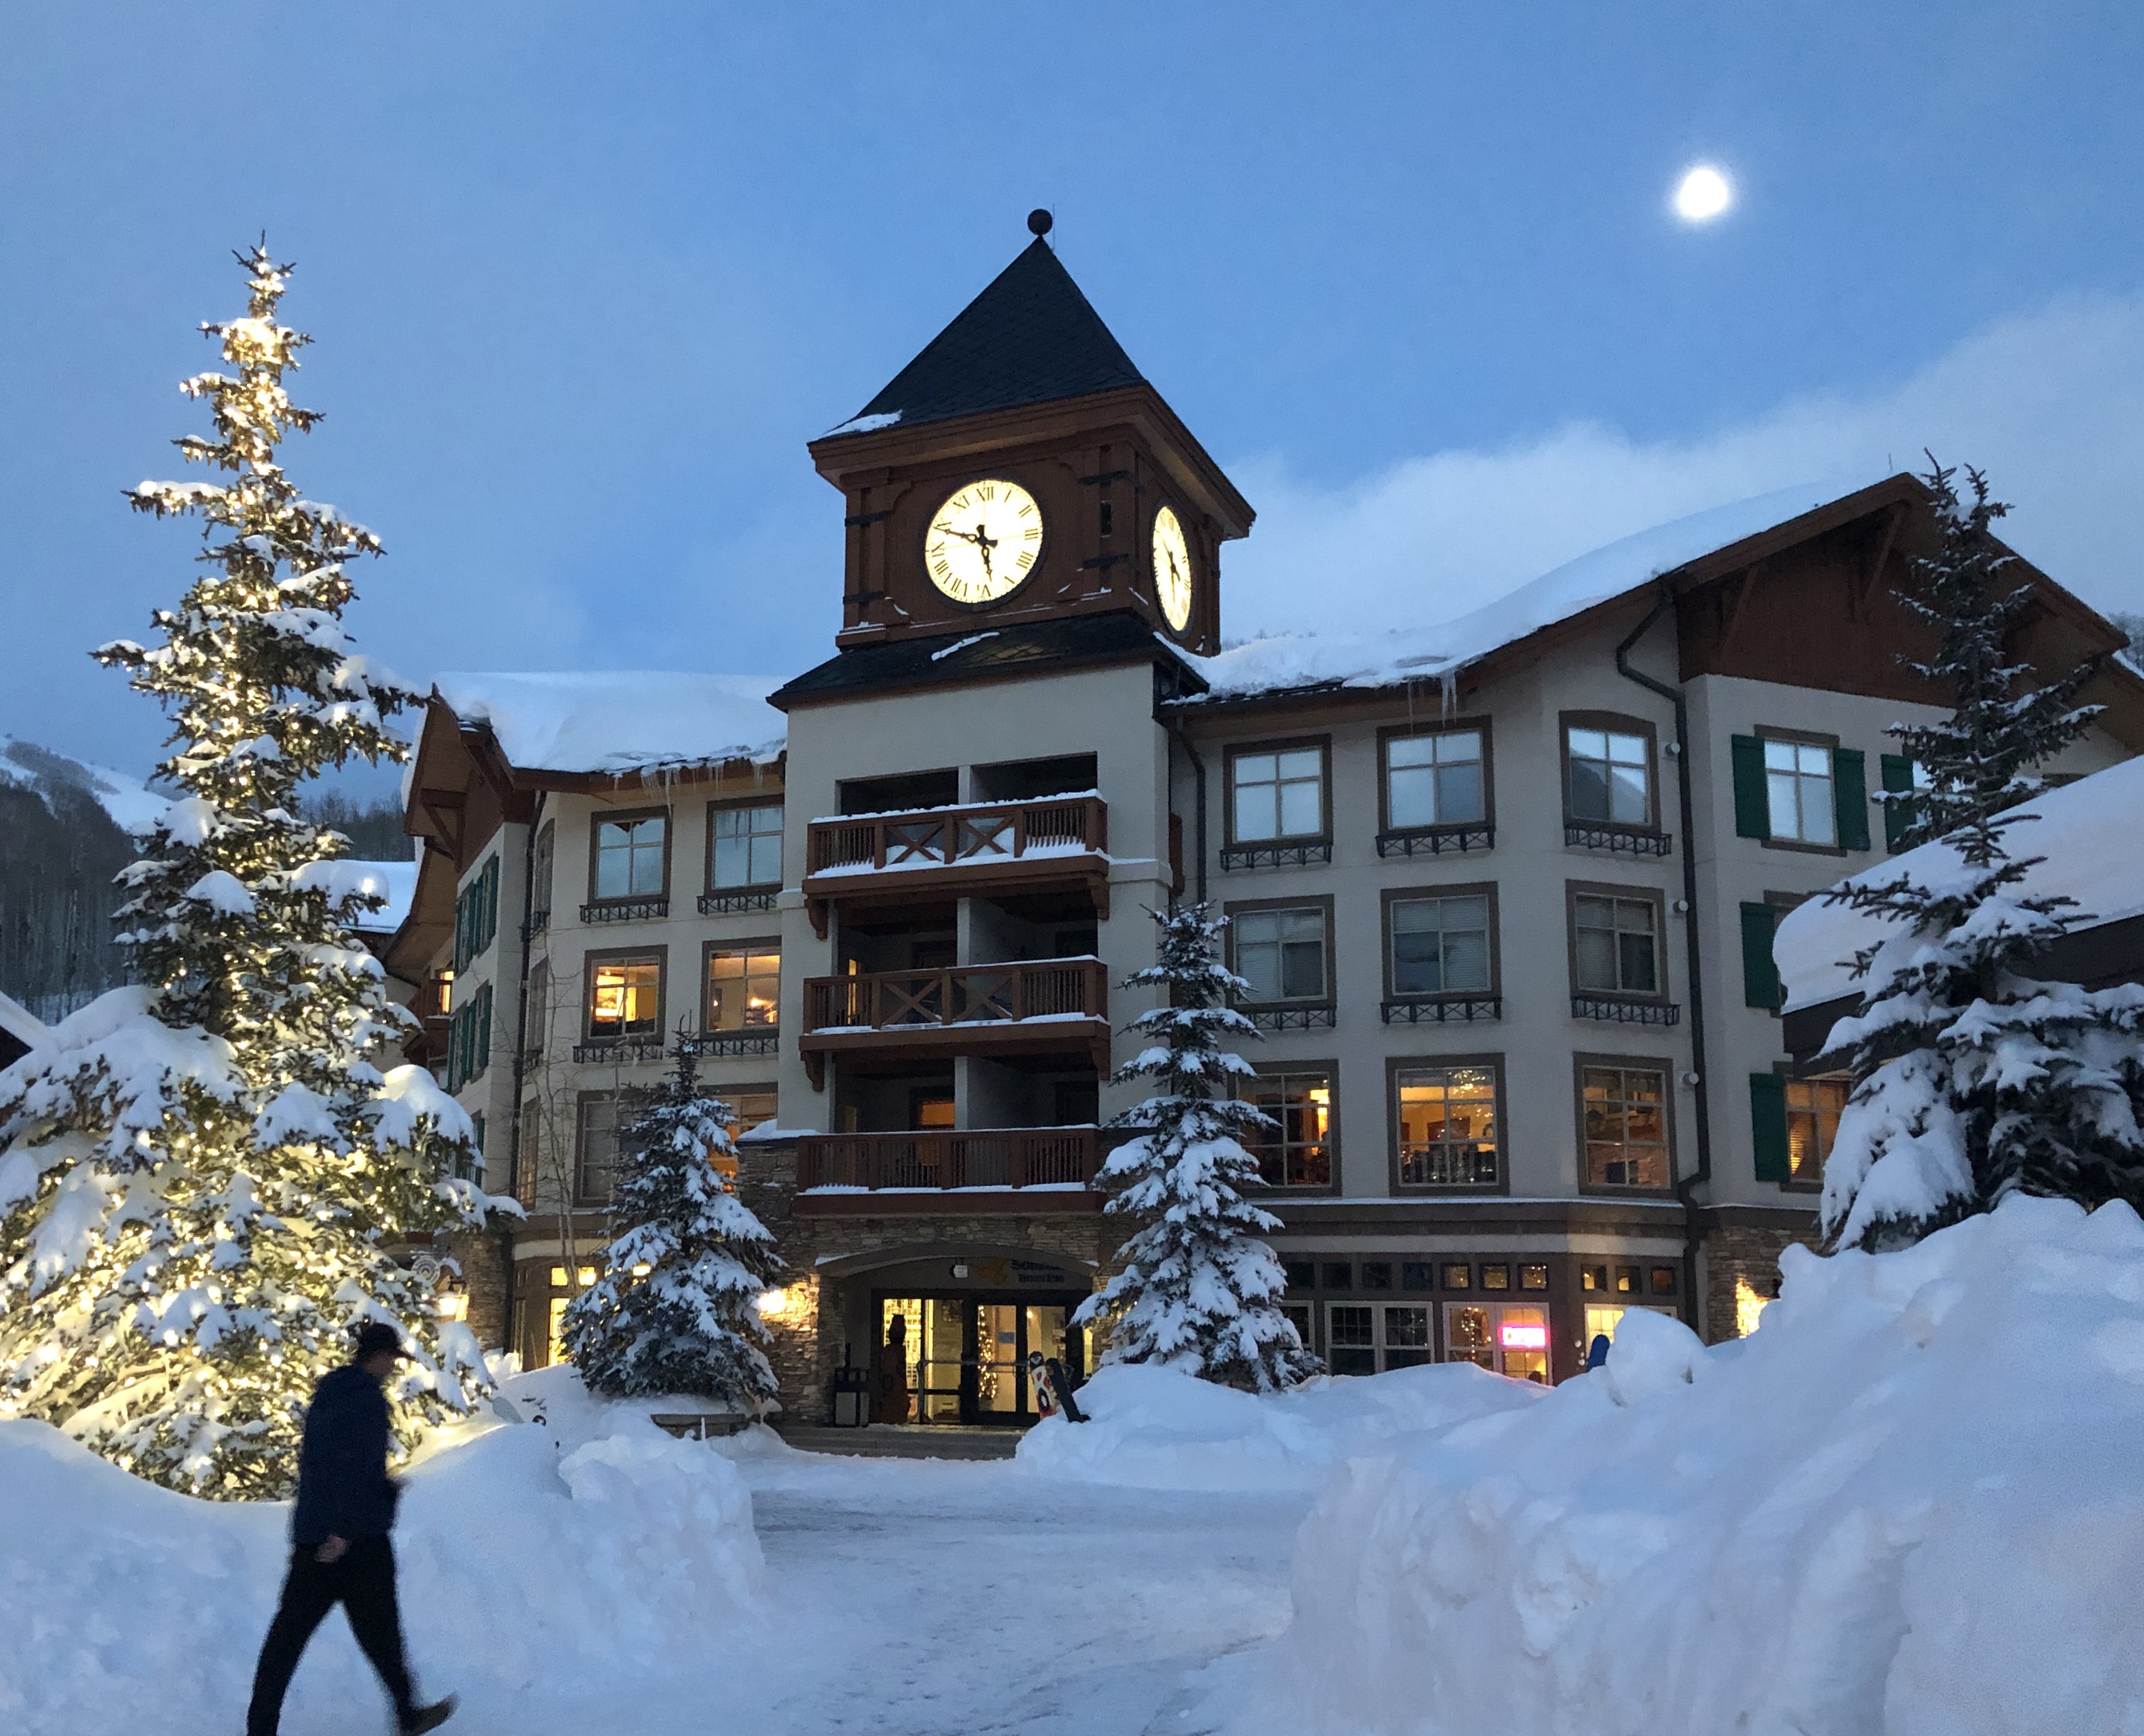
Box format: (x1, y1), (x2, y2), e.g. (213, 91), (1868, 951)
(4, 2), (2143, 793)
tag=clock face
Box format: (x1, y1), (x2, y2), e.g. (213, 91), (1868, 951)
(924, 479), (1044, 606)
(1152, 504), (1194, 633)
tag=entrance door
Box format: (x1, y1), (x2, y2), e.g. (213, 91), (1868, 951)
(878, 1294), (1083, 1424)
(1444, 1301), (1551, 1383)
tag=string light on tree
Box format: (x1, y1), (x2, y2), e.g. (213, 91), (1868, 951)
(0, 243), (505, 1498)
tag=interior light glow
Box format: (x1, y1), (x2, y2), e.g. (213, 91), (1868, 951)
(1499, 1322), (1549, 1350)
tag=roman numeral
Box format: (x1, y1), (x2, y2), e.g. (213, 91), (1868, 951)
(976, 483), (995, 501)
(1016, 551), (1034, 570)
(1023, 527), (1040, 541)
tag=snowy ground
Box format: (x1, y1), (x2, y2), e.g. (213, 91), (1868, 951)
(8, 1199), (2143, 1735)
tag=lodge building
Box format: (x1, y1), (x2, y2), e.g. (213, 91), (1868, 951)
(386, 221), (2144, 1424)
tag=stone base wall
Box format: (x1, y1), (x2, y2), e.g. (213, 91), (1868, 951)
(1699, 1216), (1823, 1344)
(452, 1226), (514, 1350)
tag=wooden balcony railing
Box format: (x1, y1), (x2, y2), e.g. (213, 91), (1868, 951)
(804, 958), (1106, 1033)
(802, 796), (1109, 934)
(796, 1128), (1102, 1202)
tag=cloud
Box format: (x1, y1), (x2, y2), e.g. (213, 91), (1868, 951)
(1220, 293), (2144, 641)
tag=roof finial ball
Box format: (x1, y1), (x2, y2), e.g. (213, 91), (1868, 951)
(1027, 208), (1054, 239)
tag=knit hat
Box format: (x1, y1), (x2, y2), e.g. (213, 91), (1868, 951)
(353, 1322), (405, 1360)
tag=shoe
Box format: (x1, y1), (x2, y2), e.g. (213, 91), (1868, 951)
(402, 1698), (457, 1735)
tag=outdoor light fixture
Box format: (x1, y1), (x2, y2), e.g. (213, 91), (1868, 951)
(757, 1287), (791, 1318)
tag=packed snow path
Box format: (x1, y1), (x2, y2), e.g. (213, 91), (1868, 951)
(521, 1449), (1305, 1736)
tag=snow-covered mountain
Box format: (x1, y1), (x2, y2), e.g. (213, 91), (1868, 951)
(0, 734), (167, 836)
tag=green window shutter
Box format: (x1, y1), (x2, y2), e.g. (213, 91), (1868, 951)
(1750, 1072), (1791, 1183)
(1832, 748), (1870, 852)
(476, 985), (493, 1077)
(1740, 902), (1782, 1009)
(452, 887), (467, 974)
(484, 857), (500, 951)
(1880, 754), (1914, 852)
(446, 1004), (464, 1093)
(1731, 736), (1769, 839)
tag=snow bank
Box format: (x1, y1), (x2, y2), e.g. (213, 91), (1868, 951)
(433, 671), (785, 775)
(1775, 754), (2144, 1012)
(1015, 1361), (1541, 1493)
(0, 1409), (762, 1733)
(1246, 1197), (2144, 1736)
(1188, 484), (1839, 701)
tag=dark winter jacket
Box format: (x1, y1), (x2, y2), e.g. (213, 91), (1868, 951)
(291, 1364), (399, 1546)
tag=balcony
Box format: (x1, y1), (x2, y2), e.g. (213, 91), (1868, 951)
(799, 959), (1109, 1086)
(795, 1128), (1102, 1214)
(803, 795), (1109, 935)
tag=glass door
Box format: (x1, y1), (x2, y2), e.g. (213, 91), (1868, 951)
(1444, 1301), (1552, 1383)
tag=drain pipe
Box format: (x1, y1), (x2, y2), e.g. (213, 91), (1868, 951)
(1613, 589), (1713, 1331)
(1165, 713), (1208, 904)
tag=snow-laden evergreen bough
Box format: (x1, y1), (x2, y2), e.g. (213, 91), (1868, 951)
(1075, 905), (1321, 1391)
(1820, 459), (2144, 1249)
(562, 1040), (784, 1403)
(0, 244), (507, 1496)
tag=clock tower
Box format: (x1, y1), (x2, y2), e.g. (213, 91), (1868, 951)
(806, 212), (1253, 658)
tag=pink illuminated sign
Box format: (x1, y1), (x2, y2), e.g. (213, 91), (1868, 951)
(1499, 1322), (1548, 1351)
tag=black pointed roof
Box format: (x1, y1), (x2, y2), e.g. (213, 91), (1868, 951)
(833, 238), (1146, 435)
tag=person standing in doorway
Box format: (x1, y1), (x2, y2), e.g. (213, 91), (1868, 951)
(245, 1322), (456, 1736)
(874, 1314), (911, 1423)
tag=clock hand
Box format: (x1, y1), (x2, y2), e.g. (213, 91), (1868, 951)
(932, 520), (982, 545)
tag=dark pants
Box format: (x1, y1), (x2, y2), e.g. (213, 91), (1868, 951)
(247, 1535), (416, 1736)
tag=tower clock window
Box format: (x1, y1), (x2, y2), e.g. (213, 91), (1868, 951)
(1152, 503), (1194, 633)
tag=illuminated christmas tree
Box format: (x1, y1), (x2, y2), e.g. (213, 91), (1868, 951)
(0, 243), (501, 1497)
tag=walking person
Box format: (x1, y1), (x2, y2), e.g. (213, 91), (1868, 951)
(245, 1322), (456, 1736)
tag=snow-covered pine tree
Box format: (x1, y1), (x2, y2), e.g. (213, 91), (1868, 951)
(0, 243), (500, 1497)
(561, 1036), (783, 1404)
(1882, 459), (2102, 855)
(1820, 458), (2144, 1250)
(1074, 904), (1321, 1391)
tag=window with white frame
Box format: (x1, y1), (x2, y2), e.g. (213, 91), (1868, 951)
(1395, 1064), (1499, 1187)
(1389, 894), (1492, 997)
(1230, 747), (1324, 843)
(710, 802), (782, 889)
(1565, 726), (1651, 827)
(1385, 729), (1485, 830)
(1764, 740), (1835, 845)
(1233, 906), (1328, 1002)
(592, 814), (666, 901)
(1573, 893), (1660, 996)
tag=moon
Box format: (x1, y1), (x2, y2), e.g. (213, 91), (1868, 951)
(1673, 165), (1733, 223)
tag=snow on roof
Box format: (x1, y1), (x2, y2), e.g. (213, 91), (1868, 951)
(326, 860), (418, 934)
(433, 672), (786, 776)
(0, 988), (45, 1052)
(0, 734), (168, 836)
(1187, 484), (1844, 701)
(1773, 756), (2144, 1012)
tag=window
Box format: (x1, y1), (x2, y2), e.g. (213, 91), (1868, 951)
(592, 813), (667, 901)
(1401, 1261), (1434, 1291)
(1326, 1302), (1432, 1376)
(1765, 740), (1836, 845)
(1384, 727), (1486, 830)
(575, 1094), (620, 1204)
(446, 982), (493, 1092)
(453, 856), (499, 973)
(1241, 1068), (1334, 1187)
(706, 945), (780, 1031)
(1573, 893), (1660, 995)
(1880, 755), (1933, 852)
(1519, 1264), (1550, 1292)
(532, 822), (555, 924)
(1233, 906), (1328, 1003)
(588, 954), (661, 1040)
(1581, 1063), (1670, 1189)
(1395, 1062), (1500, 1187)
(1480, 1263), (1511, 1291)
(1786, 1077), (1847, 1183)
(1566, 725), (1651, 827)
(1230, 745), (1325, 843)
(710, 802), (782, 890)
(1440, 1262), (1471, 1291)
(1322, 1262), (1353, 1291)
(1389, 893), (1492, 997)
